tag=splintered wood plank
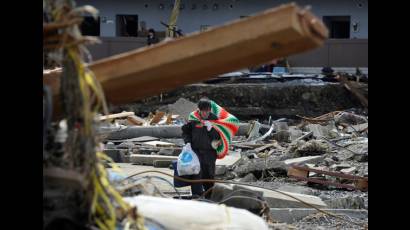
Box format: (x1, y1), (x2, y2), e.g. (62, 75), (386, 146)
(150, 111), (166, 125)
(99, 111), (135, 121)
(44, 3), (328, 109)
(354, 179), (368, 191)
(287, 167), (309, 178)
(165, 114), (173, 125)
(127, 115), (146, 126)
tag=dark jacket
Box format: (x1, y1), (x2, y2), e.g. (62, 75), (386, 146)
(181, 113), (221, 162)
(147, 35), (159, 45)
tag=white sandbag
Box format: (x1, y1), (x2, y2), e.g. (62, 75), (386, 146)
(124, 195), (269, 230)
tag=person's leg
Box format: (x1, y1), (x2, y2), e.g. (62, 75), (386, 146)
(201, 161), (216, 199)
(190, 173), (203, 198)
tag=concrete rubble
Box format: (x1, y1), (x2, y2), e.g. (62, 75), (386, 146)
(43, 2), (370, 228)
(99, 97), (368, 229)
(114, 82), (367, 120)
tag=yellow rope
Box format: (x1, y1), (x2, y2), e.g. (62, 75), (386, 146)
(47, 2), (147, 229)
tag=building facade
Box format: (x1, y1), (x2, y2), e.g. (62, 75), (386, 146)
(77, 0), (368, 68)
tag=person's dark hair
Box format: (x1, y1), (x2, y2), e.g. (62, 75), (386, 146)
(148, 28), (156, 34)
(198, 98), (211, 110)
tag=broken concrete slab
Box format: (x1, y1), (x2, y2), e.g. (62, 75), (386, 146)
(284, 156), (325, 166)
(219, 171), (236, 180)
(270, 208), (368, 224)
(334, 112), (367, 125)
(239, 185), (327, 208)
(274, 122), (289, 132)
(246, 120), (261, 140)
(117, 141), (135, 149)
(105, 142), (115, 149)
(128, 154), (178, 165)
(234, 157), (288, 177)
(159, 138), (185, 146)
(157, 148), (179, 156)
(355, 154), (368, 162)
(277, 185), (314, 196)
(274, 122), (290, 142)
(238, 173), (257, 183)
(336, 150), (355, 161)
(324, 196), (366, 209)
(291, 131), (313, 144)
(340, 167), (357, 174)
(305, 124), (327, 138)
(274, 131), (291, 143)
(306, 122), (339, 139)
(143, 140), (176, 147)
(211, 184), (265, 214)
(348, 144), (368, 156)
(347, 123), (368, 133)
(132, 147), (161, 155)
(293, 140), (329, 157)
(331, 156), (339, 162)
(111, 164), (191, 195)
(288, 127), (303, 142)
(215, 165), (227, 176)
(323, 158), (335, 166)
(210, 184), (235, 202)
(153, 160), (173, 168)
(216, 151), (241, 167)
(128, 136), (160, 142)
(257, 150), (273, 158)
(104, 149), (126, 163)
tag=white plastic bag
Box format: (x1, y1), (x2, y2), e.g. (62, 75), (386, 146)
(177, 144), (200, 176)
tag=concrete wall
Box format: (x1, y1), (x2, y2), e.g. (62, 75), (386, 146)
(77, 0), (368, 39)
(288, 39), (368, 67)
(86, 37), (147, 61)
(86, 37), (368, 67)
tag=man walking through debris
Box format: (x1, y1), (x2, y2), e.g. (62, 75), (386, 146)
(182, 98), (222, 198)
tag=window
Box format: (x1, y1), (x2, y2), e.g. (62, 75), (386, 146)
(323, 16), (351, 39)
(80, 16), (100, 36)
(116, 15), (138, 37)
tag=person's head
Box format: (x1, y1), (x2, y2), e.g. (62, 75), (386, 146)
(197, 98), (212, 119)
(148, 28), (155, 37)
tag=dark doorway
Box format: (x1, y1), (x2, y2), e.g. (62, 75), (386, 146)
(116, 15), (138, 37)
(323, 16), (350, 39)
(80, 16), (100, 36)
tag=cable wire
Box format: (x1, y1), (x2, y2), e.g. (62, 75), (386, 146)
(121, 170), (367, 228)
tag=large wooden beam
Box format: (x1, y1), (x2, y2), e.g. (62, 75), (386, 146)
(44, 3), (327, 106)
